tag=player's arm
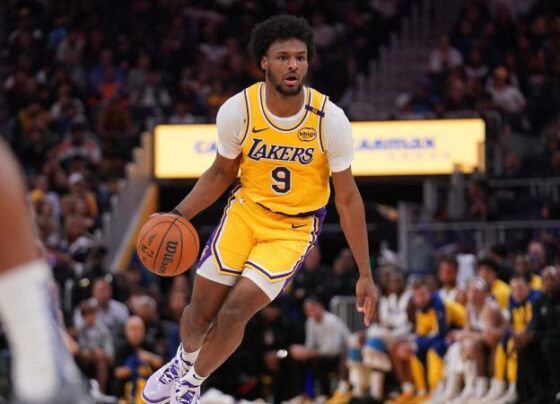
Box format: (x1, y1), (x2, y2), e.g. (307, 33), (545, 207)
(482, 304), (506, 345)
(0, 140), (41, 271)
(172, 94), (243, 220)
(173, 153), (240, 220)
(325, 103), (376, 326)
(332, 168), (376, 326)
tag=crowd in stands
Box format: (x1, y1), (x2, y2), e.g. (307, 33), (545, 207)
(397, 0), (560, 223)
(2, 233), (559, 404)
(399, 0), (559, 134)
(395, 2), (560, 346)
(340, 243), (560, 404)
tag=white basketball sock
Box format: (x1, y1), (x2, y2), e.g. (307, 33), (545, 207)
(0, 260), (77, 401)
(181, 345), (201, 366)
(184, 367), (208, 387)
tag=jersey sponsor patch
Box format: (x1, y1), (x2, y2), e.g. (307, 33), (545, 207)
(297, 127), (317, 142)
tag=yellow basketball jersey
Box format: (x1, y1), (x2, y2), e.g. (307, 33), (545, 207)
(238, 82), (330, 216)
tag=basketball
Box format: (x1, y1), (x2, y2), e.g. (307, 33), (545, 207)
(136, 213), (200, 277)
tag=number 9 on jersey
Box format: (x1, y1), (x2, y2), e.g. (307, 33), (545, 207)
(271, 166), (291, 194)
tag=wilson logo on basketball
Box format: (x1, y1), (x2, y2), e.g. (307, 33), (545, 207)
(297, 127), (317, 142)
(159, 240), (178, 274)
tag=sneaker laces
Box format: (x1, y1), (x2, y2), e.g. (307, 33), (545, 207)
(158, 350), (192, 384)
(158, 358), (181, 384)
(175, 380), (199, 404)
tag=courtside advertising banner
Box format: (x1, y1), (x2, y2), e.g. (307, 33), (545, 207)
(154, 119), (485, 179)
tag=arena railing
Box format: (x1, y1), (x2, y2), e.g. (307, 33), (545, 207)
(398, 201), (560, 272)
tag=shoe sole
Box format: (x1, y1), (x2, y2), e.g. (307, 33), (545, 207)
(141, 389), (170, 404)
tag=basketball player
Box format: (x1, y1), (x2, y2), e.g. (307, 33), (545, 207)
(0, 139), (91, 403)
(142, 15), (377, 404)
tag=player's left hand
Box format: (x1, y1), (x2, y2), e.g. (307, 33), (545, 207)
(355, 273), (377, 327)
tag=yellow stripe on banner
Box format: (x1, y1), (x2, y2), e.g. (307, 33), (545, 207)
(115, 184), (159, 272)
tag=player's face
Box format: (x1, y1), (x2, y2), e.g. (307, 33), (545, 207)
(477, 266), (495, 285)
(261, 38), (308, 96)
(438, 262), (457, 285)
(412, 286), (431, 309)
(303, 301), (323, 320)
(125, 318), (146, 346)
(467, 282), (486, 305)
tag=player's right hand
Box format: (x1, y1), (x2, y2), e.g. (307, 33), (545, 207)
(356, 273), (377, 326)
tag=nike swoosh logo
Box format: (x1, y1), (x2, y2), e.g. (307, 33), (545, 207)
(291, 224), (306, 229)
(252, 126), (268, 133)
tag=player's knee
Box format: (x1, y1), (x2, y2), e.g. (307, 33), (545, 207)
(216, 304), (250, 332)
(187, 305), (214, 331)
(472, 338), (484, 352)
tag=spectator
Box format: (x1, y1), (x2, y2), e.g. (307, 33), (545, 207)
(56, 115), (102, 167)
(327, 247), (358, 299)
(74, 278), (129, 338)
(515, 266), (560, 403)
(130, 295), (166, 357)
(488, 244), (514, 283)
(486, 67), (526, 120)
(244, 301), (304, 403)
(168, 101), (198, 124)
(205, 79), (230, 121)
(442, 277), (506, 402)
(16, 101), (51, 137)
(466, 178), (497, 221)
(73, 246), (109, 303)
(88, 48), (124, 100)
(128, 64), (172, 115)
(114, 316), (163, 403)
(477, 258), (511, 309)
(429, 35), (463, 74)
(63, 215), (96, 263)
(290, 245), (330, 306)
(95, 97), (135, 147)
(75, 300), (114, 393)
(527, 240), (547, 275)
(62, 171), (98, 222)
(346, 271), (411, 401)
(437, 256), (460, 301)
(456, 241), (477, 288)
(464, 48), (489, 82)
(289, 297), (350, 397)
(49, 84), (84, 124)
(483, 273), (542, 403)
(33, 198), (60, 248)
(513, 253), (542, 290)
(389, 278), (465, 402)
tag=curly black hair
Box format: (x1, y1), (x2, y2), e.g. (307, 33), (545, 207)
(248, 15), (315, 70)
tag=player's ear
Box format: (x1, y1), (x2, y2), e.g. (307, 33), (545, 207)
(260, 55), (268, 71)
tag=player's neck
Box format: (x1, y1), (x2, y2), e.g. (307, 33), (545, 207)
(264, 82), (305, 117)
